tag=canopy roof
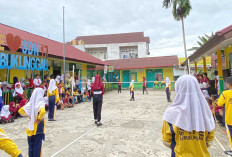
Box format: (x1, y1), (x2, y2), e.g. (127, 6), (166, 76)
(182, 25), (232, 66)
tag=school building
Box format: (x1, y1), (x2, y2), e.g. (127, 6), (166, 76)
(68, 32), (150, 61)
(104, 55), (178, 89)
(0, 23), (107, 84)
(182, 24), (232, 94)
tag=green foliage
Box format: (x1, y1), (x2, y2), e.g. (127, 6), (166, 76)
(162, 0), (192, 21)
(187, 33), (214, 51)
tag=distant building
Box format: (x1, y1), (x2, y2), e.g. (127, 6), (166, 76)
(69, 32), (150, 61)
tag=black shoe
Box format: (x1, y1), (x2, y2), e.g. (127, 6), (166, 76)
(224, 150), (232, 156)
(97, 122), (102, 127)
(94, 120), (97, 124)
(48, 119), (56, 121)
(168, 100), (172, 102)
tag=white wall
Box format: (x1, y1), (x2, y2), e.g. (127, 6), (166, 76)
(74, 42), (149, 60)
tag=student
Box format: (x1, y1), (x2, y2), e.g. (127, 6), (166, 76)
(20, 78), (26, 89)
(18, 88), (46, 157)
(161, 78), (166, 88)
(67, 88), (74, 106)
(39, 80), (48, 94)
(0, 82), (3, 112)
(9, 102), (20, 119)
(162, 75), (215, 157)
(13, 76), (18, 89)
(207, 97), (224, 127)
(217, 76), (232, 156)
(117, 78), (121, 93)
(2, 81), (12, 92)
(86, 92), (91, 102)
(87, 78), (92, 96)
(13, 82), (24, 104)
(0, 128), (22, 157)
(56, 100), (65, 110)
(154, 80), (159, 88)
(0, 105), (14, 124)
(47, 79), (59, 121)
(143, 76), (148, 94)
(165, 77), (171, 102)
(214, 71), (219, 98)
(55, 75), (60, 85)
(82, 92), (87, 102)
(91, 75), (104, 126)
(130, 80), (135, 101)
(27, 77), (34, 89)
(33, 74), (42, 88)
(73, 88), (79, 104)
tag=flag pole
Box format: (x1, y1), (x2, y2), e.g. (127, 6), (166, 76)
(63, 6), (66, 83)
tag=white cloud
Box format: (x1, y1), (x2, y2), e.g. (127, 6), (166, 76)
(0, 0), (231, 57)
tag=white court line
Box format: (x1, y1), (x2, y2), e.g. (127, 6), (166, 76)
(50, 115), (112, 157)
(214, 136), (230, 157)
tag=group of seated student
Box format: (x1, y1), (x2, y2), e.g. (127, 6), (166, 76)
(0, 74), (93, 124)
(206, 95), (224, 127)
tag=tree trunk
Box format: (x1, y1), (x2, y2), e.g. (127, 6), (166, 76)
(181, 17), (190, 74)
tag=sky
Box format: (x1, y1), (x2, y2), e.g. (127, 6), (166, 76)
(0, 0), (231, 57)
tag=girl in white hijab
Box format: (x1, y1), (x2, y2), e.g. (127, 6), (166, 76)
(0, 105), (13, 123)
(20, 78), (26, 89)
(130, 80), (135, 101)
(162, 75), (215, 157)
(18, 88), (46, 157)
(47, 79), (59, 121)
(165, 77), (171, 102)
(13, 82), (24, 104)
(55, 75), (61, 85)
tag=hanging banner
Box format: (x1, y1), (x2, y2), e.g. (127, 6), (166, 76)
(179, 57), (211, 68)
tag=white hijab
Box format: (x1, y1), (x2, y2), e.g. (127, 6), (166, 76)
(163, 75), (215, 132)
(130, 80), (134, 87)
(55, 75), (61, 84)
(48, 79), (57, 94)
(166, 77), (170, 84)
(87, 79), (91, 90)
(20, 78), (25, 88)
(23, 88), (46, 130)
(14, 82), (24, 95)
(0, 105), (10, 118)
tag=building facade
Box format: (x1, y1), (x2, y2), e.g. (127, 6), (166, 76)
(69, 32), (150, 61)
(104, 56), (178, 89)
(0, 23), (107, 84)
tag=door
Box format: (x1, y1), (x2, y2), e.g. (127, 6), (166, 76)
(146, 70), (155, 88)
(147, 69), (163, 88)
(122, 71), (130, 88)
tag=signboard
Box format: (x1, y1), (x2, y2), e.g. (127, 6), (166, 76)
(179, 57), (211, 68)
(0, 33), (48, 70)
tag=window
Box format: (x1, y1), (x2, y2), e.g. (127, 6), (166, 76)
(104, 54), (108, 59)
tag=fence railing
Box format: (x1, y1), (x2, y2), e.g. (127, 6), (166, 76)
(2, 89), (33, 105)
(103, 82), (175, 91)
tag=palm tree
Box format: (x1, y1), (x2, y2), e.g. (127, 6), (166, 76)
(187, 32), (214, 51)
(163, 0), (192, 71)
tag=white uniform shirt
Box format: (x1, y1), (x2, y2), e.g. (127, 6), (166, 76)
(33, 78), (42, 86)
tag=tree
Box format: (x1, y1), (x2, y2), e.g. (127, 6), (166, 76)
(187, 32), (214, 51)
(163, 0), (192, 72)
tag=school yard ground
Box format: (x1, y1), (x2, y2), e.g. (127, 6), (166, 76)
(0, 90), (230, 157)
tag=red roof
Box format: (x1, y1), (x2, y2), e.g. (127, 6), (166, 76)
(105, 56), (178, 70)
(0, 23), (107, 66)
(74, 32), (150, 45)
(217, 25), (232, 36)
